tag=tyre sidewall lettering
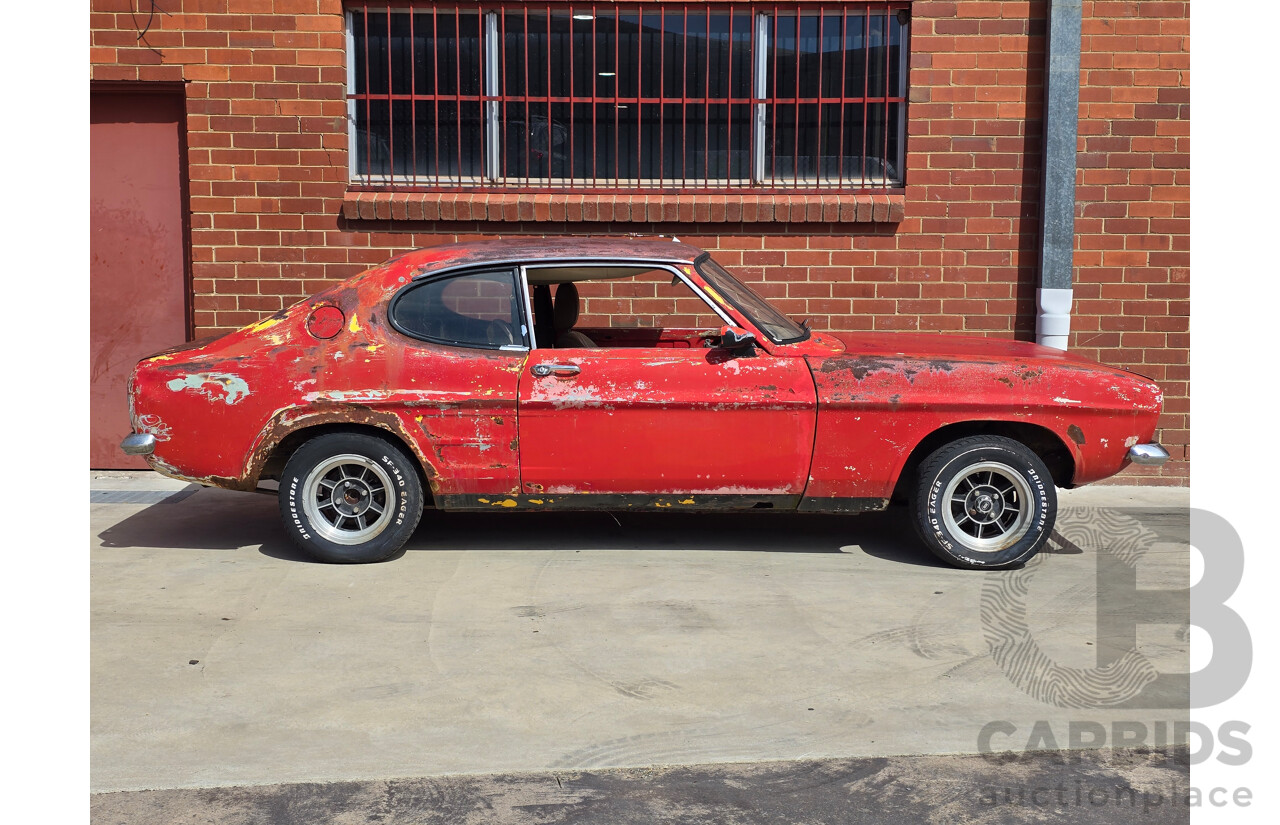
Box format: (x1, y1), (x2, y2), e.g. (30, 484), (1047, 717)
(380, 453), (409, 526)
(286, 475), (311, 540)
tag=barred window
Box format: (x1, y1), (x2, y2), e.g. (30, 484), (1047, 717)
(347, 2), (908, 192)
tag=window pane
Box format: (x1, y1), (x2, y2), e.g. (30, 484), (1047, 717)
(393, 272), (521, 349)
(765, 9), (906, 185)
(500, 8), (751, 184)
(351, 9), (482, 181)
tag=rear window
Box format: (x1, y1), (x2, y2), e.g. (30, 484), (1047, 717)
(390, 269), (525, 350)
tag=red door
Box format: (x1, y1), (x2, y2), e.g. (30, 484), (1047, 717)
(517, 347), (817, 498)
(90, 89), (190, 468)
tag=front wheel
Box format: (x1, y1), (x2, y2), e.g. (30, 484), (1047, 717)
(910, 435), (1056, 569)
(279, 432), (424, 563)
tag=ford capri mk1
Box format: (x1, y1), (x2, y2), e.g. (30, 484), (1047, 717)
(122, 238), (1168, 569)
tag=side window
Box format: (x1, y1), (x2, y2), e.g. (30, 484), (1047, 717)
(391, 269), (525, 350)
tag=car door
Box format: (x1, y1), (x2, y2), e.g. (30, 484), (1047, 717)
(517, 344), (817, 502)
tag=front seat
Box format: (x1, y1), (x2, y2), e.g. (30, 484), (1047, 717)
(553, 282), (598, 348)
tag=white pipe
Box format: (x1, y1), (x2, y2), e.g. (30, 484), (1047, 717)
(1036, 287), (1074, 350)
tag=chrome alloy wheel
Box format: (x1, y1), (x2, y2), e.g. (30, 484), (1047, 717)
(940, 461), (1035, 553)
(302, 454), (395, 545)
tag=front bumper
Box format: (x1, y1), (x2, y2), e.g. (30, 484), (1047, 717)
(1128, 442), (1170, 466)
(121, 433), (156, 456)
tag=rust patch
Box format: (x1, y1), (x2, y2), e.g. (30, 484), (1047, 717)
(242, 403), (441, 492)
(996, 377), (1015, 388)
(1067, 424), (1086, 445)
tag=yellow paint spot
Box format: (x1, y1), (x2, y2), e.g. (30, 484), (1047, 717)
(245, 316), (284, 334)
(679, 498), (695, 505)
(528, 498), (544, 504)
(348, 314), (362, 333)
(478, 498), (490, 504)
(365, 344), (381, 353)
(495, 499), (518, 508)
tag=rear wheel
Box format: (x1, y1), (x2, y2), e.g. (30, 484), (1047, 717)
(911, 435), (1055, 569)
(279, 432), (424, 563)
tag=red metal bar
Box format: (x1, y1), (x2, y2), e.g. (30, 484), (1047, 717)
(500, 7), (508, 180)
(409, 7), (417, 186)
(523, 6), (530, 187)
(749, 9), (756, 186)
(433, 4), (441, 186)
(704, 9), (711, 186)
(681, 4), (688, 187)
(660, 4), (670, 185)
(569, 6), (575, 187)
(861, 4), (870, 184)
(386, 9), (394, 180)
(636, 9), (643, 188)
(882, 6), (891, 190)
(815, 8), (823, 186)
(362, 4), (371, 182)
(591, 3), (598, 185)
(545, 8), (552, 181)
(614, 7), (620, 189)
(836, 5), (847, 189)
(725, 10), (733, 186)
(792, 6), (800, 186)
(458, 10), (466, 181)
(769, 2), (777, 187)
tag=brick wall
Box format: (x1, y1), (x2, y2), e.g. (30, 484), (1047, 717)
(90, 0), (1189, 484)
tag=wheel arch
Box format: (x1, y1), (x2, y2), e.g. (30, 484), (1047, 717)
(246, 407), (439, 503)
(889, 420), (1075, 504)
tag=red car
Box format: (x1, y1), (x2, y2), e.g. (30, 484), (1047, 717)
(123, 238), (1167, 569)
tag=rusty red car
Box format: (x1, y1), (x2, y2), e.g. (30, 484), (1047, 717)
(123, 238), (1167, 569)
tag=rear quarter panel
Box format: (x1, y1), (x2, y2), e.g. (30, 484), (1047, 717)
(129, 254), (524, 496)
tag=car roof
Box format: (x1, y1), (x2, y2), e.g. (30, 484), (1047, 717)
(397, 237), (707, 273)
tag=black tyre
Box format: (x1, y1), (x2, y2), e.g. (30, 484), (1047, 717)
(910, 435), (1056, 569)
(279, 432), (424, 563)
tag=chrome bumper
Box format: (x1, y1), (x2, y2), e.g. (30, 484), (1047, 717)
(121, 433), (156, 456)
(1128, 442), (1170, 466)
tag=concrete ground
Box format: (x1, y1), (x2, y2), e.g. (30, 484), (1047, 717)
(91, 471), (1191, 821)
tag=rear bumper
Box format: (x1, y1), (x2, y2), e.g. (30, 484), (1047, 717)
(121, 433), (156, 456)
(1128, 442), (1170, 466)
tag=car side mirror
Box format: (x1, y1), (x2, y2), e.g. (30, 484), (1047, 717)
(705, 325), (757, 357)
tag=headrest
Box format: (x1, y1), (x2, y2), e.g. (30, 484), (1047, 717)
(553, 282), (580, 331)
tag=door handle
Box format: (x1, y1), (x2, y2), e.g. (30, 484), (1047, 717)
(532, 363), (581, 378)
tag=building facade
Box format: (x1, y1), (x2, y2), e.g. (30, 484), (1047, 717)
(90, 0), (1188, 483)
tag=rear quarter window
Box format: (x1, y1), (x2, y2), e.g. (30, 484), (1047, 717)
(390, 269), (524, 350)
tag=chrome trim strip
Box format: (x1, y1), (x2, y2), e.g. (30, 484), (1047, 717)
(121, 433), (157, 456)
(1128, 442), (1170, 466)
(410, 255), (696, 282)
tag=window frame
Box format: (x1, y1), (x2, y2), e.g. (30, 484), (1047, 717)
(345, 1), (909, 193)
(387, 267), (532, 352)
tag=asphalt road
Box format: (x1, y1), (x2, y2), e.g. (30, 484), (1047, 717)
(91, 473), (1191, 822)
